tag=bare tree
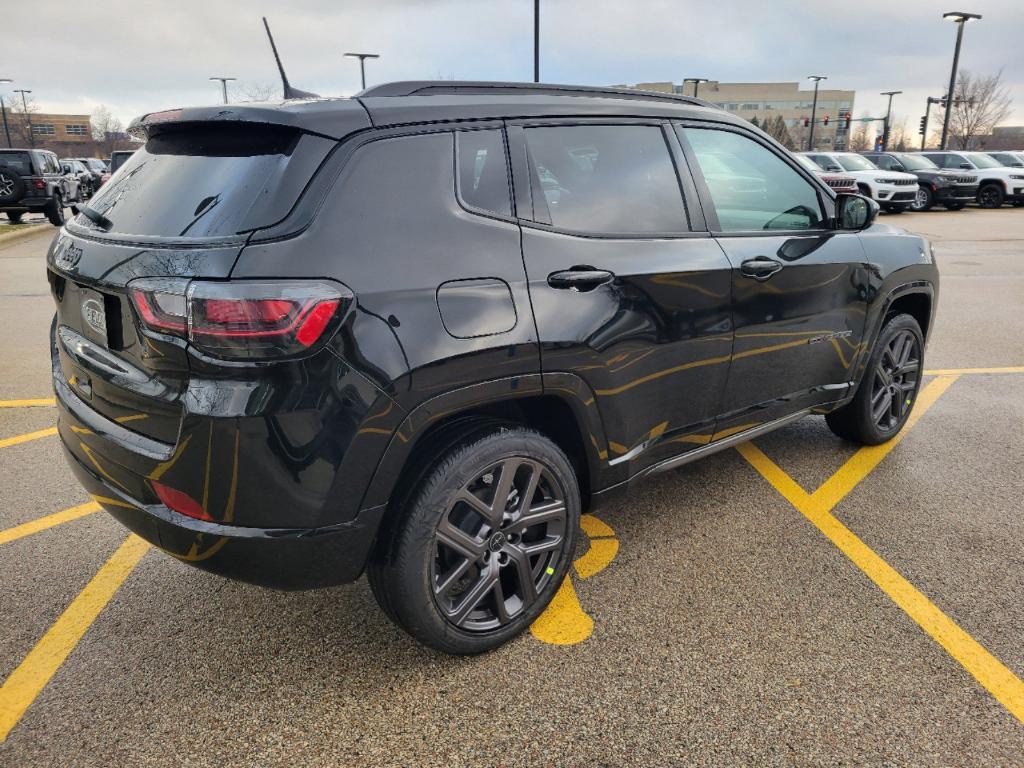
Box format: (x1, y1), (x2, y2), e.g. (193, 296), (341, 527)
(230, 81), (281, 102)
(8, 92), (40, 147)
(848, 112), (872, 151)
(937, 69), (1013, 149)
(91, 105), (126, 157)
(762, 114), (796, 150)
(889, 116), (909, 151)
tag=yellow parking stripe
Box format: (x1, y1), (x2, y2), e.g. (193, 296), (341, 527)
(0, 398), (55, 408)
(0, 502), (100, 545)
(0, 427), (57, 450)
(736, 375), (1024, 724)
(923, 366), (1024, 375)
(0, 535), (150, 741)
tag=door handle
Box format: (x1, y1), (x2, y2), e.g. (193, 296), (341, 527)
(739, 257), (783, 281)
(547, 268), (614, 290)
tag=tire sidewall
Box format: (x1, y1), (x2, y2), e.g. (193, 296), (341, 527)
(384, 427), (581, 654)
(977, 183), (1004, 209)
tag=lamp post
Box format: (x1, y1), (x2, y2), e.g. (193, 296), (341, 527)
(880, 90), (902, 151)
(0, 78), (11, 148)
(533, 0), (540, 82)
(209, 77), (236, 104)
(940, 11), (981, 150)
(14, 89), (33, 147)
(806, 75), (826, 151)
(683, 78), (709, 98)
(344, 53), (380, 91)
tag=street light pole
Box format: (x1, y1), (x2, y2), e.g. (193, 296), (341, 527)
(880, 90), (902, 151)
(683, 78), (709, 98)
(806, 75), (826, 151)
(940, 11), (981, 150)
(209, 77), (236, 104)
(533, 0), (540, 83)
(344, 53), (380, 91)
(0, 79), (12, 149)
(14, 89), (33, 148)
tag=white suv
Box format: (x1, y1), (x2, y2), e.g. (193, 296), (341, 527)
(802, 152), (919, 213)
(920, 151), (1024, 208)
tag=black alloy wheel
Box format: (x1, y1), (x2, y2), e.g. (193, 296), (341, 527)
(432, 457), (567, 632)
(977, 183), (1004, 209)
(868, 328), (921, 432)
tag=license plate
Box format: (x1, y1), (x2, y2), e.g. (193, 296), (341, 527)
(80, 289), (108, 345)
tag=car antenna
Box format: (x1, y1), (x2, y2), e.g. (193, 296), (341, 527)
(262, 16), (320, 100)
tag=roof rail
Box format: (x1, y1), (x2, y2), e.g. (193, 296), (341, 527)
(356, 80), (714, 108)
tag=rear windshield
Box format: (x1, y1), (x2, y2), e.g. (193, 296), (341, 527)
(77, 124), (302, 239)
(0, 152), (35, 175)
(110, 151), (135, 173)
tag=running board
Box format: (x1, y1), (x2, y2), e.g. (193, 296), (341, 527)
(634, 409), (812, 481)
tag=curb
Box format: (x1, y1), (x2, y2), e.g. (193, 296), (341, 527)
(0, 224), (52, 247)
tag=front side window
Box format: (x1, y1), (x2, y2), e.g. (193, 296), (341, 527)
(871, 155), (896, 170)
(523, 124), (688, 235)
(682, 127), (823, 232)
(455, 129), (511, 217)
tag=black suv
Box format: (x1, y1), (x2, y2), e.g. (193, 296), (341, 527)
(0, 148), (70, 225)
(863, 151), (978, 212)
(48, 82), (938, 654)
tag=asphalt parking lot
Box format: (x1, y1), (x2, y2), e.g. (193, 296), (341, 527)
(1, 209), (1022, 766)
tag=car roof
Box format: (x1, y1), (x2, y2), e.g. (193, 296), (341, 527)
(129, 80), (740, 141)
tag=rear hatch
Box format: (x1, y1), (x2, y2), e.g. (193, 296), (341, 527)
(48, 121), (337, 446)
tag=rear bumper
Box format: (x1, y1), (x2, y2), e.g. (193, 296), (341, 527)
(63, 440), (385, 589)
(0, 196), (52, 212)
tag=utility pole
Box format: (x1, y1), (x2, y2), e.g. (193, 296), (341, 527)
(940, 11), (981, 150)
(209, 77), (236, 104)
(921, 96), (944, 150)
(806, 76), (826, 151)
(880, 90), (902, 151)
(683, 78), (709, 98)
(344, 53), (380, 91)
(14, 89), (33, 147)
(0, 79), (11, 149)
(533, 0), (540, 82)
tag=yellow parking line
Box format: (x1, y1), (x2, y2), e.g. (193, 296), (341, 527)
(0, 398), (55, 408)
(0, 535), (150, 742)
(923, 366), (1024, 375)
(0, 502), (100, 545)
(736, 375), (1024, 724)
(0, 427), (57, 450)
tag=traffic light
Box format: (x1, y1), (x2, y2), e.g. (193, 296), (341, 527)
(823, 115), (830, 126)
(803, 116), (810, 127)
(919, 116), (927, 135)
(844, 112), (852, 129)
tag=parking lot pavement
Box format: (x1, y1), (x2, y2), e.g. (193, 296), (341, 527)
(1, 209), (1023, 766)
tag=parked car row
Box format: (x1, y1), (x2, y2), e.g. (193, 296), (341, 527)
(798, 149), (1024, 213)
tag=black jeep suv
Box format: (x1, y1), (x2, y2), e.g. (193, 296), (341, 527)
(47, 82), (938, 654)
(0, 148), (70, 225)
(862, 151), (978, 211)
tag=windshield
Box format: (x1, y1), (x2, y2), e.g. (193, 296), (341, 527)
(0, 152), (35, 175)
(965, 153), (1002, 169)
(110, 151), (135, 174)
(835, 154), (878, 172)
(894, 154), (938, 171)
(78, 123), (303, 239)
(795, 155), (823, 172)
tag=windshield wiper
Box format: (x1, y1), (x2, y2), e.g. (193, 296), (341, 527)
(76, 204), (113, 232)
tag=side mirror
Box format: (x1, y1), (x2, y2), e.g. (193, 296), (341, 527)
(893, 163), (905, 172)
(834, 193), (878, 231)
(959, 163), (973, 169)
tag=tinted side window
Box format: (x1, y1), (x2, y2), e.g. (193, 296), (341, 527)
(456, 129), (511, 217)
(523, 124), (688, 235)
(682, 127), (823, 232)
(873, 155), (895, 170)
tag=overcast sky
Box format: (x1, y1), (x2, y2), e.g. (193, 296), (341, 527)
(4, 0), (1021, 134)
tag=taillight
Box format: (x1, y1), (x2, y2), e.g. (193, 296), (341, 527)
(152, 481), (211, 521)
(127, 278), (348, 360)
(34, 179), (46, 190)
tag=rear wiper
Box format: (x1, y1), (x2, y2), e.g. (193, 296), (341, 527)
(76, 204), (113, 232)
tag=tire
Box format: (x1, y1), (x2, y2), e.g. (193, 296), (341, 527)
(909, 186), (933, 212)
(826, 314), (924, 446)
(884, 204), (904, 214)
(5, 211), (24, 224)
(0, 167), (25, 204)
(1012, 201), (1024, 208)
(977, 183), (1004, 209)
(944, 202), (966, 211)
(368, 423), (581, 655)
(45, 192), (65, 226)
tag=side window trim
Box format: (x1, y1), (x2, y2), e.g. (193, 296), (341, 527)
(453, 126), (516, 222)
(505, 117), (705, 240)
(674, 120), (834, 237)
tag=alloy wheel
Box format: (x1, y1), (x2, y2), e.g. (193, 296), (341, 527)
(870, 329), (921, 432)
(911, 188), (929, 211)
(0, 173), (13, 197)
(431, 457), (567, 632)
(978, 186), (1001, 208)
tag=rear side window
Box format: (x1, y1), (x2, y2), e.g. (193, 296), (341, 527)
(682, 127), (823, 232)
(523, 124), (688, 235)
(77, 124), (305, 239)
(456, 129), (511, 217)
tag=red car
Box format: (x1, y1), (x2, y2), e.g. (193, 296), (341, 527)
(795, 154), (857, 194)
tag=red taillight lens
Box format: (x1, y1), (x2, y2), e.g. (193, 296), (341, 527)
(127, 278), (348, 360)
(152, 481), (211, 521)
(34, 179), (46, 190)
